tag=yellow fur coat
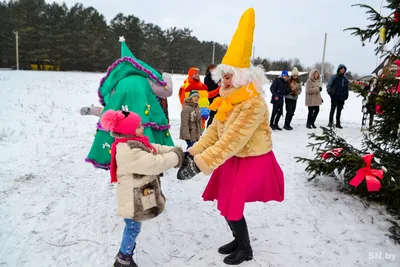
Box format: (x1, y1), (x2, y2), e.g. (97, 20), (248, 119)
(188, 87), (273, 175)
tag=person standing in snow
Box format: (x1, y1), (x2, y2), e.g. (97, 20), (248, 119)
(270, 70), (289, 130)
(283, 67), (302, 130)
(305, 69), (323, 128)
(204, 64), (220, 127)
(176, 8), (284, 265)
(178, 67), (210, 130)
(180, 90), (202, 149)
(99, 109), (184, 267)
(327, 64), (349, 128)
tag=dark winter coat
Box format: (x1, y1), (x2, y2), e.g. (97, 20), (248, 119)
(204, 74), (219, 103)
(180, 99), (202, 142)
(270, 77), (288, 105)
(327, 64), (349, 101)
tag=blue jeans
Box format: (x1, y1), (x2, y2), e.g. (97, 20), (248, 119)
(120, 218), (142, 255)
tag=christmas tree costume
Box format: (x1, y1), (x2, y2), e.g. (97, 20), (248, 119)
(86, 38), (174, 170)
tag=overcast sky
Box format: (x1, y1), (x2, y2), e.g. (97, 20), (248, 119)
(50, 0), (390, 75)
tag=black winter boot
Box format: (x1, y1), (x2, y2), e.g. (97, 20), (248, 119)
(284, 115), (293, 130)
(274, 114), (282, 131)
(114, 251), (138, 267)
(336, 109), (343, 129)
(218, 220), (238, 254)
(223, 217), (253, 265)
(283, 124), (292, 131)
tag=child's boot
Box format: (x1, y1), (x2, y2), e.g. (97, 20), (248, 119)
(113, 251), (138, 267)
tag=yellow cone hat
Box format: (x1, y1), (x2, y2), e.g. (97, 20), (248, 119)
(221, 8), (255, 68)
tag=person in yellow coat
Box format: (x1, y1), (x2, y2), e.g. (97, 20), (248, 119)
(177, 8), (285, 265)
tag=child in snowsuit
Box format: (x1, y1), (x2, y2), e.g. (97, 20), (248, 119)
(100, 109), (184, 267)
(180, 90), (202, 149)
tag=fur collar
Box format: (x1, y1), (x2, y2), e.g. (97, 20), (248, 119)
(126, 140), (155, 154)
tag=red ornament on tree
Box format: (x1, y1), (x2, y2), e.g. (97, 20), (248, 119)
(376, 105), (384, 115)
(394, 10), (400, 22)
(322, 148), (344, 160)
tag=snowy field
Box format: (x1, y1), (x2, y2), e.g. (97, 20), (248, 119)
(0, 70), (399, 267)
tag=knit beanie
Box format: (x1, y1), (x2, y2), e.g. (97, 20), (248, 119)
(100, 110), (141, 136)
(281, 70), (289, 77)
(188, 90), (200, 99)
(292, 67), (299, 76)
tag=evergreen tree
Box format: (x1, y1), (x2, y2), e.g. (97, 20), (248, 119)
(295, 0), (400, 243)
(0, 1), (308, 72)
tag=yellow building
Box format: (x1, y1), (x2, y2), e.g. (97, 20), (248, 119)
(30, 60), (60, 71)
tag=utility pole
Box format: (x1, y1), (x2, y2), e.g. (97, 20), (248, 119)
(212, 43), (215, 64)
(14, 31), (19, 70)
(321, 32), (327, 84)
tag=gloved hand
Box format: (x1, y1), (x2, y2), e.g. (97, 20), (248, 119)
(319, 87), (322, 92)
(80, 106), (91, 115)
(177, 154), (200, 180)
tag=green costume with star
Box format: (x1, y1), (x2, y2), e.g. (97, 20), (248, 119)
(85, 40), (174, 170)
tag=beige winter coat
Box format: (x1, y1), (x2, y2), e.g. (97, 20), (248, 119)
(115, 139), (184, 221)
(179, 99), (202, 142)
(188, 90), (272, 175)
(305, 69), (323, 107)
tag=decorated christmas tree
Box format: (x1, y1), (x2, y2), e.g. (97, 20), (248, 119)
(295, 1), (400, 243)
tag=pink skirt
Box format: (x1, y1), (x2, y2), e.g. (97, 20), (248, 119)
(202, 151), (284, 220)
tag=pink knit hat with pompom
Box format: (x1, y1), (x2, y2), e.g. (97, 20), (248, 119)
(100, 110), (141, 136)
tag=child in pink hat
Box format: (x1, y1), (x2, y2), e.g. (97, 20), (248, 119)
(100, 109), (184, 267)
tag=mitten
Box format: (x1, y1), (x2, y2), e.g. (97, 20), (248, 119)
(177, 155), (200, 180)
(319, 87), (322, 92)
(171, 147), (184, 168)
(80, 106), (91, 115)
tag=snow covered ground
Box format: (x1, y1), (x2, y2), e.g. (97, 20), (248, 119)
(0, 70), (398, 267)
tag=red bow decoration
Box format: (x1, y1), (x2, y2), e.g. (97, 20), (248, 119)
(349, 154), (384, 192)
(322, 148), (344, 160)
